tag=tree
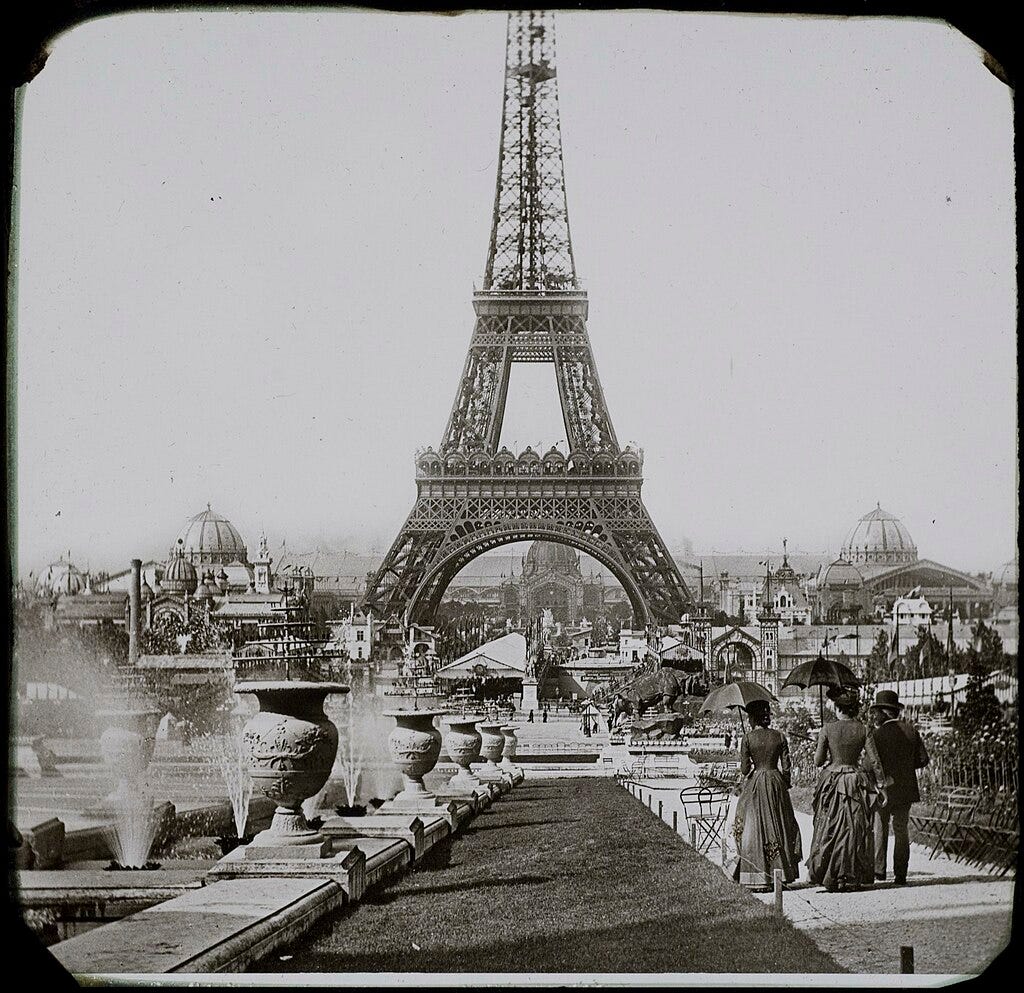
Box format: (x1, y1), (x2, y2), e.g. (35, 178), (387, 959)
(184, 611), (228, 653)
(954, 621), (1005, 735)
(863, 629), (889, 688)
(139, 610), (229, 656)
(140, 612), (186, 655)
(904, 629), (948, 679)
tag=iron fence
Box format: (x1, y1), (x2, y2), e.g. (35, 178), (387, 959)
(786, 736), (1018, 799)
(919, 753), (1018, 801)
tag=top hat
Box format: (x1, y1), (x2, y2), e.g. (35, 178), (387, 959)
(869, 689), (904, 713)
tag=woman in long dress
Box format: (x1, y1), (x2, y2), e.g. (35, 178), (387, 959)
(806, 688), (876, 892)
(732, 700), (803, 891)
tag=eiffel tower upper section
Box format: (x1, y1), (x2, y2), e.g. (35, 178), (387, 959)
(361, 11), (693, 626)
(484, 9), (577, 295)
(439, 9), (618, 457)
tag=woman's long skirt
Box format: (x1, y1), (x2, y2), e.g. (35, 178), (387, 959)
(731, 769), (803, 889)
(806, 765), (876, 891)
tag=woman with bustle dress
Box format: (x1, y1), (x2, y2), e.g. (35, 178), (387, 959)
(806, 687), (878, 892)
(732, 699), (803, 891)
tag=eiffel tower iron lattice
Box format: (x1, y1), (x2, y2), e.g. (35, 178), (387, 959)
(362, 10), (693, 626)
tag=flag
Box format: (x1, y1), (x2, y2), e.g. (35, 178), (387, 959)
(887, 622), (900, 670)
(907, 585), (922, 598)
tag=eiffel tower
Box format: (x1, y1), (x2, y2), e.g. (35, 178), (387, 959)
(362, 10), (692, 626)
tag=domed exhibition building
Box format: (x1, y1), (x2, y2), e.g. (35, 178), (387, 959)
(29, 506), (315, 640)
(810, 503), (996, 624)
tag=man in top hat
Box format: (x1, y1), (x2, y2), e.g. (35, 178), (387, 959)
(866, 689), (930, 885)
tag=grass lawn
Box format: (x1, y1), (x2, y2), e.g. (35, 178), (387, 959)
(252, 778), (843, 974)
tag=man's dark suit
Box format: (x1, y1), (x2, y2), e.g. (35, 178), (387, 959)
(867, 717), (930, 882)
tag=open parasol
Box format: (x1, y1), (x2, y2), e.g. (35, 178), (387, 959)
(782, 654), (861, 724)
(700, 680), (777, 732)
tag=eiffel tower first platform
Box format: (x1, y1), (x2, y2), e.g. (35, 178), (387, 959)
(362, 10), (693, 627)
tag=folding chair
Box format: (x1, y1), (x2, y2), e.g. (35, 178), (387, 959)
(965, 794), (1018, 873)
(931, 789), (983, 862)
(679, 785), (730, 856)
(910, 787), (976, 860)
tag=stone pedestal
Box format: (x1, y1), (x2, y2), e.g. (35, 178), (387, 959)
(321, 814), (426, 860)
(377, 797), (464, 830)
(431, 788), (492, 813)
(207, 847), (366, 901)
(14, 817), (65, 870)
(521, 679), (539, 713)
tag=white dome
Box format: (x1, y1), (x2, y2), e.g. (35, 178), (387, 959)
(173, 505), (248, 566)
(841, 505), (917, 567)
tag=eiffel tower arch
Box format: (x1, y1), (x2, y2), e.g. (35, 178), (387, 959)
(362, 10), (693, 627)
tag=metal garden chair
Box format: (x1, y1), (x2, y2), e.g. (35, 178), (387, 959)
(679, 785), (730, 856)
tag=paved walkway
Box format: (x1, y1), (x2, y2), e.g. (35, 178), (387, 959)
(629, 778), (1013, 976)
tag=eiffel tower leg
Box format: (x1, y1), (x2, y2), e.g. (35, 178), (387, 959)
(440, 346), (512, 453)
(361, 519), (446, 621)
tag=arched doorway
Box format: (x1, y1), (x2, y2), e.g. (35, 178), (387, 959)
(712, 639), (759, 683)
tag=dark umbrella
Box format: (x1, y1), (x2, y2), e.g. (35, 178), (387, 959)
(700, 680), (777, 732)
(782, 654), (861, 724)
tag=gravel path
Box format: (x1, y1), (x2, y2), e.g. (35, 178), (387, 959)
(630, 779), (1014, 976)
(748, 808), (1014, 975)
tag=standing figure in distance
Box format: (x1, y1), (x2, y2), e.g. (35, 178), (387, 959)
(732, 699), (803, 891)
(867, 689), (930, 886)
(806, 687), (877, 892)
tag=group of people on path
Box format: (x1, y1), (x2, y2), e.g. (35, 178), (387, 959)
(731, 688), (930, 893)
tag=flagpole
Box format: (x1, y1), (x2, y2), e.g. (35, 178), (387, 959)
(947, 584), (955, 715)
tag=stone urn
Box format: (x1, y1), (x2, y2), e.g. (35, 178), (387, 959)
(500, 725), (524, 781)
(442, 715), (485, 791)
(384, 709), (444, 801)
(97, 705), (160, 808)
(238, 680), (349, 856)
(477, 721), (507, 777)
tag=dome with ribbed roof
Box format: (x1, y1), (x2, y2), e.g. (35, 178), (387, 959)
(163, 543), (198, 596)
(996, 556), (1018, 589)
(841, 504), (917, 567)
(174, 505), (248, 566)
(819, 558), (864, 589)
(523, 541), (581, 578)
(35, 557), (85, 597)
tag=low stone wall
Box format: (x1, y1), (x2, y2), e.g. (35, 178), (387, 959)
(173, 797), (275, 840)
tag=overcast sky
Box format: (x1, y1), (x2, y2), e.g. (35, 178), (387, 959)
(13, 9), (1016, 578)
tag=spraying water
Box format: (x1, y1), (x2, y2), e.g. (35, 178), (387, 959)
(103, 793), (160, 868)
(203, 732), (254, 838)
(318, 669), (402, 809)
(334, 675), (363, 807)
